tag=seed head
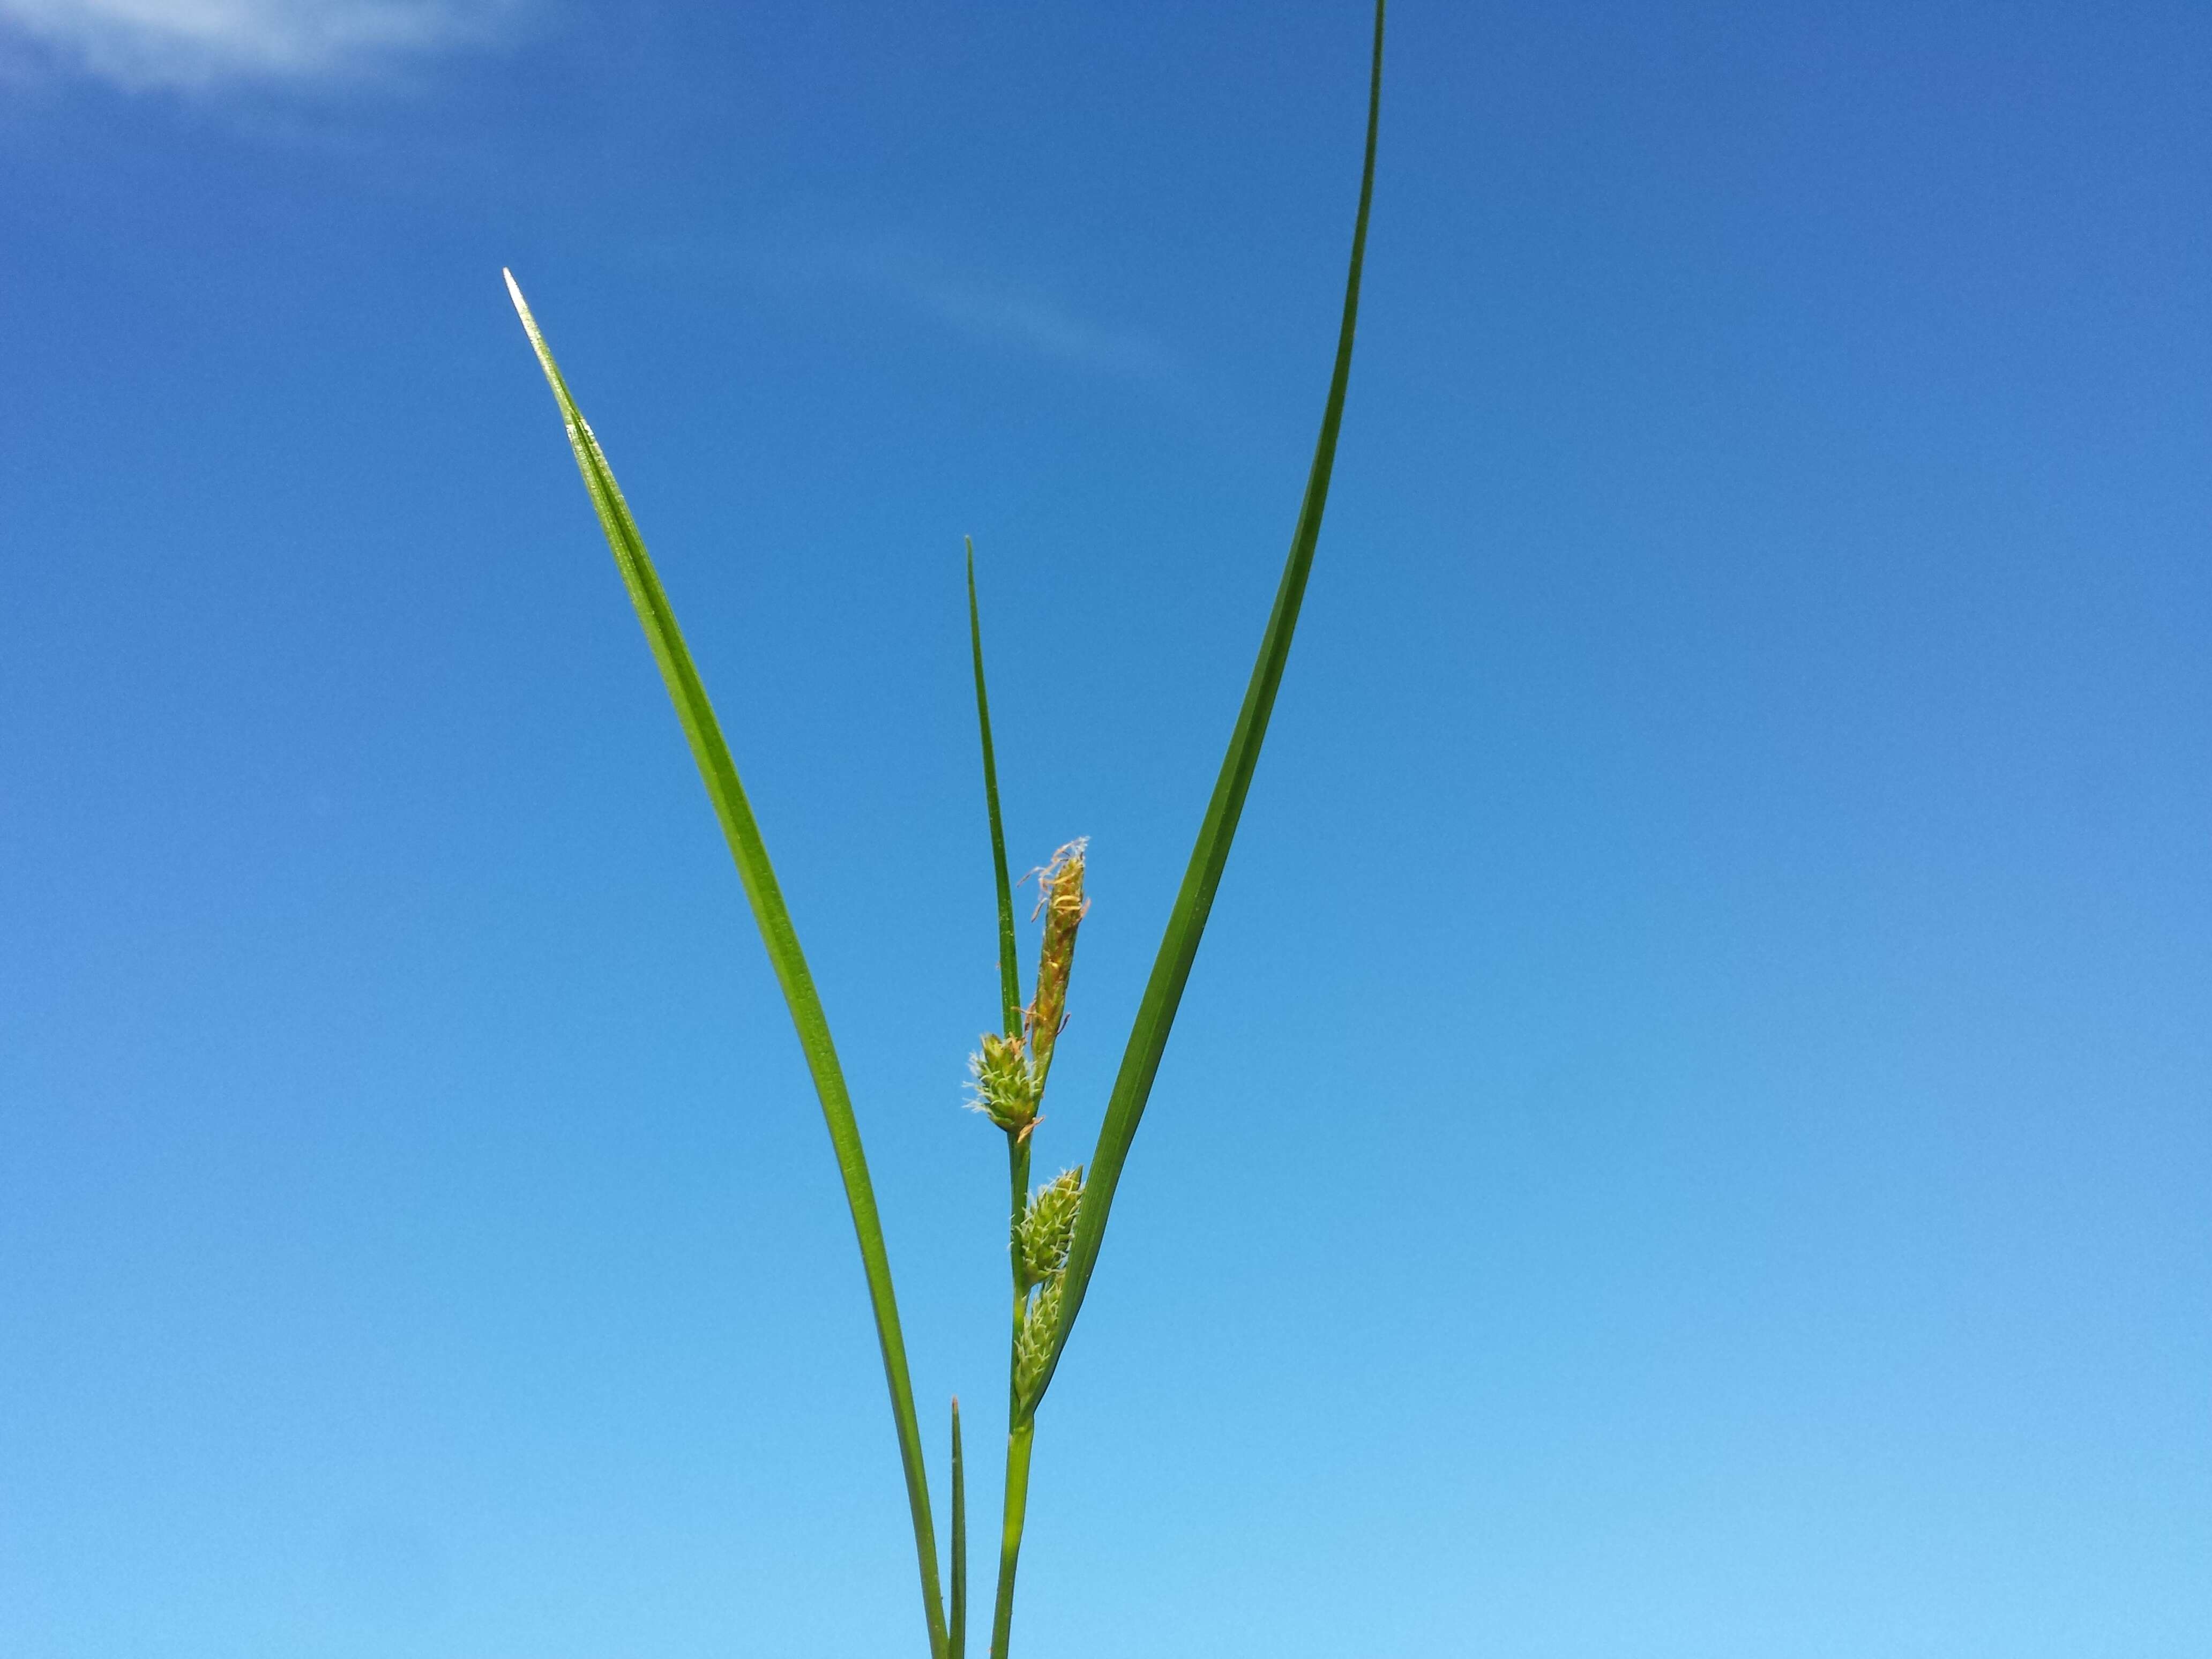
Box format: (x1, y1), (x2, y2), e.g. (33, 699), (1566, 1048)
(1014, 1274), (1063, 1404)
(1016, 1166), (1083, 1289)
(1027, 839), (1089, 1081)
(966, 1030), (1040, 1134)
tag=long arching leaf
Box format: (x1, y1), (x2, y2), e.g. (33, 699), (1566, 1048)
(1026, 0), (1386, 1416)
(505, 272), (950, 1659)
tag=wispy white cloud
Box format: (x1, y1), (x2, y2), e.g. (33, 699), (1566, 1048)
(899, 267), (1179, 383)
(730, 236), (1184, 387)
(0, 0), (520, 89)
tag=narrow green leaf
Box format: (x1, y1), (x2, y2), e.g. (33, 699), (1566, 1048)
(967, 540), (1022, 1038)
(504, 271), (950, 1659)
(950, 1398), (968, 1659)
(1025, 0), (1386, 1416)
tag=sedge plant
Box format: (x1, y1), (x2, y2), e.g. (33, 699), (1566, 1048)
(504, 5), (1383, 1651)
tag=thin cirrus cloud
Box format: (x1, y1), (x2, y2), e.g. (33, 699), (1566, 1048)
(729, 237), (1186, 388)
(909, 271), (1180, 384)
(0, 0), (521, 89)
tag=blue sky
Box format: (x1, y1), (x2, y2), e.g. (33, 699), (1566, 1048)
(3, 2), (2209, 1656)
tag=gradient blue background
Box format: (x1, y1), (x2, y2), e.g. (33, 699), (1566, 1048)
(4, 3), (2209, 1655)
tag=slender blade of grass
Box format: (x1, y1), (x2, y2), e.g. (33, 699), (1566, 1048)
(951, 1398), (968, 1659)
(505, 271), (950, 1659)
(967, 541), (1022, 1037)
(1025, 0), (1386, 1417)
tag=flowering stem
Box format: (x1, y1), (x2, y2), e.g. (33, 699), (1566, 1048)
(1005, 1133), (1033, 1423)
(993, 1132), (1036, 1658)
(989, 1414), (1036, 1659)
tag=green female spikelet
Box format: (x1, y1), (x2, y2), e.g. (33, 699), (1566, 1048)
(1017, 1167), (1083, 1290)
(1013, 1168), (1083, 1407)
(967, 1032), (1042, 1137)
(1014, 1278), (1062, 1405)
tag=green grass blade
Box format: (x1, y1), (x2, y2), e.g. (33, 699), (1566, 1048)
(967, 541), (1022, 1037)
(950, 1398), (968, 1659)
(504, 271), (949, 1659)
(1025, 0), (1386, 1416)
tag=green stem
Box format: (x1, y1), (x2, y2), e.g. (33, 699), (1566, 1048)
(1005, 1135), (1033, 1416)
(988, 1416), (1037, 1659)
(992, 1132), (1035, 1658)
